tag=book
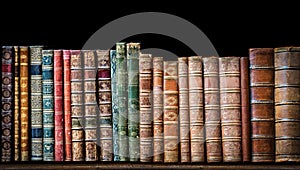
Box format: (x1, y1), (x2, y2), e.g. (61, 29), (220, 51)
(14, 46), (20, 161)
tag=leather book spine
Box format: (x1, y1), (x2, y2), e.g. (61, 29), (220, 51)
(14, 46), (20, 161)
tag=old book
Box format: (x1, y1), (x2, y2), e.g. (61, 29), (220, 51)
(14, 46), (20, 161)
(20, 46), (29, 161)
(63, 50), (72, 161)
(116, 42), (128, 161)
(274, 47), (300, 162)
(153, 57), (164, 162)
(54, 50), (64, 161)
(219, 57), (242, 162)
(163, 61), (179, 163)
(188, 56), (204, 162)
(203, 56), (222, 163)
(178, 57), (190, 163)
(139, 53), (153, 162)
(30, 46), (43, 161)
(42, 50), (54, 161)
(1, 46), (14, 162)
(97, 50), (113, 161)
(240, 56), (251, 162)
(70, 50), (85, 161)
(249, 48), (275, 162)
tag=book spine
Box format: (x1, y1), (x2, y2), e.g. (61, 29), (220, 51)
(203, 56), (222, 163)
(20, 46), (29, 161)
(178, 57), (190, 163)
(163, 61), (179, 163)
(249, 48), (275, 162)
(153, 57), (164, 162)
(54, 50), (64, 161)
(219, 57), (242, 162)
(1, 46), (14, 162)
(139, 53), (153, 162)
(127, 43), (140, 162)
(240, 56), (251, 162)
(42, 50), (54, 161)
(97, 50), (113, 161)
(71, 50), (84, 161)
(188, 56), (204, 162)
(30, 46), (43, 161)
(14, 46), (20, 161)
(63, 50), (72, 161)
(116, 43), (128, 161)
(274, 47), (300, 162)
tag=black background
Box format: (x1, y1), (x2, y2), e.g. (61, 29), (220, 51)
(1, 2), (300, 57)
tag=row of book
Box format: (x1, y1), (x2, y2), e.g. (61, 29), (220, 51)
(1, 44), (299, 163)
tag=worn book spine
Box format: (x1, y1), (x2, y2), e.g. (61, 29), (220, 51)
(249, 48), (275, 162)
(188, 56), (204, 162)
(163, 61), (179, 163)
(70, 50), (84, 161)
(54, 50), (64, 161)
(30, 46), (43, 161)
(20, 46), (29, 161)
(203, 56), (222, 163)
(219, 57), (242, 162)
(178, 57), (190, 163)
(116, 42), (128, 161)
(153, 57), (164, 162)
(139, 53), (153, 162)
(14, 46), (20, 161)
(1, 46), (14, 162)
(274, 47), (300, 162)
(42, 50), (54, 161)
(63, 50), (72, 161)
(97, 50), (113, 161)
(240, 56), (251, 162)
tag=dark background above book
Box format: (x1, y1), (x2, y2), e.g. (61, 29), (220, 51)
(1, 2), (300, 57)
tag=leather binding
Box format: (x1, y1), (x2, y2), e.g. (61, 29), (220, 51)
(188, 56), (204, 162)
(139, 53), (153, 162)
(274, 47), (300, 162)
(219, 57), (242, 162)
(178, 57), (190, 163)
(249, 48), (275, 162)
(203, 56), (222, 163)
(97, 50), (113, 161)
(29, 46), (44, 161)
(153, 57), (164, 162)
(14, 46), (20, 161)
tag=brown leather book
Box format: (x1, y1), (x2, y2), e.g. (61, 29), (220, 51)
(14, 46), (20, 161)
(219, 57), (242, 162)
(249, 48), (275, 162)
(274, 47), (300, 162)
(203, 56), (222, 163)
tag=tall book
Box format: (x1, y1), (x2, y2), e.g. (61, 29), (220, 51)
(30, 46), (43, 161)
(249, 48), (275, 162)
(20, 46), (29, 161)
(54, 50), (64, 161)
(63, 50), (72, 161)
(153, 57), (164, 162)
(127, 43), (140, 162)
(274, 47), (300, 162)
(116, 42), (128, 161)
(219, 57), (242, 162)
(97, 50), (113, 161)
(139, 53), (153, 162)
(203, 56), (222, 163)
(1, 46), (14, 162)
(188, 56), (204, 162)
(163, 61), (179, 163)
(42, 50), (54, 161)
(14, 46), (20, 161)
(178, 57), (190, 162)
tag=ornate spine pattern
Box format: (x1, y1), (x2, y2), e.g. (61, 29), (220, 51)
(42, 50), (54, 161)
(97, 50), (113, 161)
(188, 56), (204, 162)
(30, 46), (43, 161)
(274, 47), (300, 162)
(203, 56), (222, 163)
(139, 53), (153, 162)
(14, 46), (20, 161)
